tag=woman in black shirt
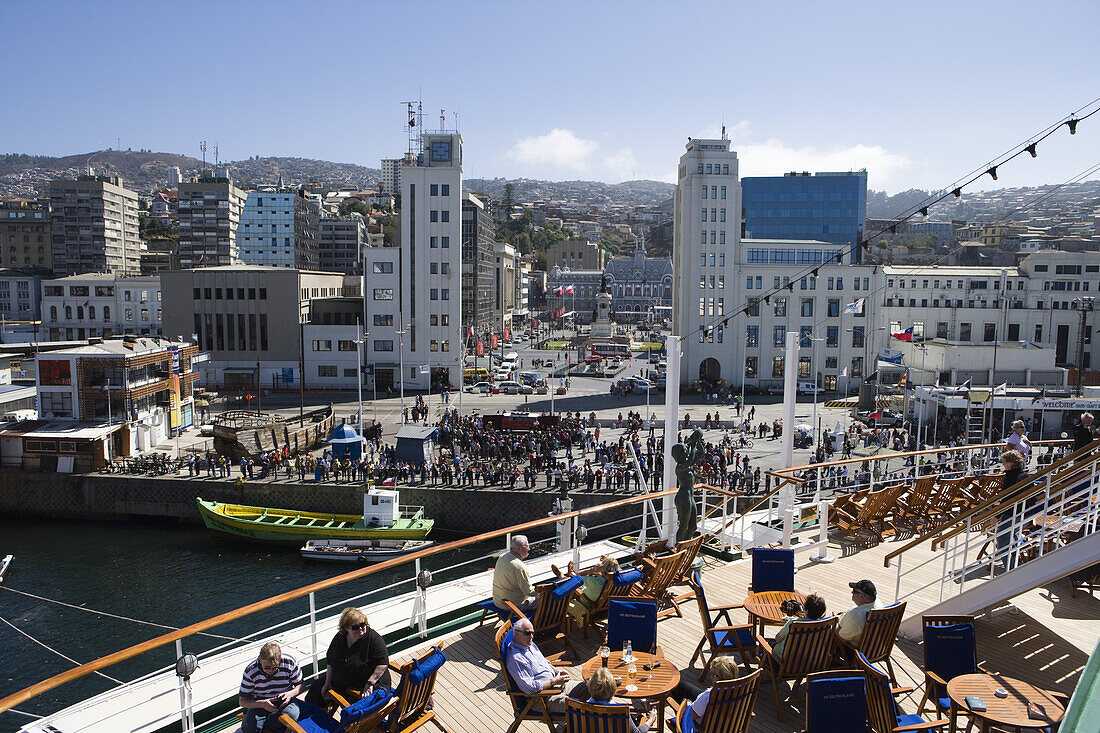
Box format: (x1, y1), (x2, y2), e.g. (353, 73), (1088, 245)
(306, 607), (391, 707)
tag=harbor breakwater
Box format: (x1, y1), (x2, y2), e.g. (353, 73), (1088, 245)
(0, 470), (647, 537)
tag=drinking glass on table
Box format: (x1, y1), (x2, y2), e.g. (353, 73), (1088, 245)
(626, 663), (638, 692)
(599, 644), (610, 667)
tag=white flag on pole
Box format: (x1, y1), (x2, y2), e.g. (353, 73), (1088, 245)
(840, 367), (848, 378)
(419, 364), (429, 374)
(843, 298), (865, 316)
(994, 382), (1008, 396)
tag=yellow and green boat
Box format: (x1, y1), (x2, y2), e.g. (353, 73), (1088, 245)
(196, 492), (433, 545)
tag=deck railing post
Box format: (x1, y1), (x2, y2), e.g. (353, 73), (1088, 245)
(810, 500), (834, 563)
(175, 640), (195, 733)
(308, 592), (319, 672)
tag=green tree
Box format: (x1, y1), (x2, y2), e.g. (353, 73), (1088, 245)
(501, 182), (515, 212)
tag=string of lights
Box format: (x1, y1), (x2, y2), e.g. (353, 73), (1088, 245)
(684, 96), (1100, 344)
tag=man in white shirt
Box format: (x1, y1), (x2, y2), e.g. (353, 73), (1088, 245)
(837, 579), (879, 644)
(505, 618), (587, 713)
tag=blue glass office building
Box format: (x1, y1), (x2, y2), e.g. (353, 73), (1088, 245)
(741, 171), (867, 262)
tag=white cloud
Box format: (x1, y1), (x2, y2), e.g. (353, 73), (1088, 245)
(602, 148), (639, 181)
(507, 129), (598, 173)
(738, 139), (911, 188)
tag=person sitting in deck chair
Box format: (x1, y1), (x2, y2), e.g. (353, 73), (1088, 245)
(239, 642), (306, 732)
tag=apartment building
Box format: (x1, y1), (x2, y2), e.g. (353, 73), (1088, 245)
(237, 189), (321, 269)
(318, 214), (366, 274)
(546, 239), (607, 270)
(49, 176), (141, 275)
(0, 269), (41, 326)
(461, 193), (495, 334)
(41, 273), (162, 341)
(177, 177), (246, 268)
(0, 198), (52, 272)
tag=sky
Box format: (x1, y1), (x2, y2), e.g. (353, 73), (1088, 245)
(2, 0), (1098, 194)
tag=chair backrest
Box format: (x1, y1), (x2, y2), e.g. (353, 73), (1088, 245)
(856, 602), (905, 662)
(342, 694), (399, 733)
(697, 669), (761, 733)
(804, 672), (867, 733)
(751, 548), (794, 592)
(672, 534), (704, 578)
(857, 652), (901, 733)
(775, 617), (837, 678)
(601, 567), (644, 607)
(565, 699), (632, 733)
(638, 549), (686, 597)
(607, 599), (658, 654)
(531, 575), (585, 632)
(921, 620), (978, 695)
(691, 570), (711, 626)
(390, 646), (447, 730)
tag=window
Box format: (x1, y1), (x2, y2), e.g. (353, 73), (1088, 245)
(772, 356), (785, 378)
(373, 261), (394, 274)
(798, 356), (812, 378)
(259, 288), (267, 300)
(1035, 324), (1042, 342)
(825, 356), (838, 369)
(827, 298), (840, 317)
(850, 357), (863, 379)
(745, 356), (758, 378)
(318, 365), (337, 377)
(745, 276), (753, 290)
(800, 326), (813, 347)
(774, 298), (787, 317)
(852, 326), (864, 348)
(338, 340), (357, 352)
(720, 186), (726, 199)
(774, 326), (785, 346)
(800, 298), (814, 317)
(746, 325), (759, 347)
(430, 184), (438, 196)
(702, 186), (708, 199)
(442, 288), (449, 300)
(826, 325), (838, 347)
(441, 236), (449, 248)
(441, 210), (449, 222)
(430, 210), (438, 222)
(373, 289), (394, 300)
(374, 340), (394, 352)
(40, 391), (73, 417)
(313, 340), (332, 351)
(40, 359), (71, 385)
(1007, 323), (1020, 341)
(430, 340), (439, 352)
(441, 184), (450, 196)
(960, 323), (972, 341)
(983, 323), (996, 342)
(701, 209), (707, 222)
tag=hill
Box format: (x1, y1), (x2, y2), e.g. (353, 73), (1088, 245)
(465, 177), (674, 208)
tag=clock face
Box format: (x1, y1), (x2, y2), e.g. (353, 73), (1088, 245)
(431, 141), (451, 163)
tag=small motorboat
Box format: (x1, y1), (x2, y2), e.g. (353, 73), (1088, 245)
(300, 539), (435, 563)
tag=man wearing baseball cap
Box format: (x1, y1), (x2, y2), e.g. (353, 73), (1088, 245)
(837, 579), (879, 644)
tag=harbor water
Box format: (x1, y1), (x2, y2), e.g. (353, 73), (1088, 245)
(0, 518), (494, 732)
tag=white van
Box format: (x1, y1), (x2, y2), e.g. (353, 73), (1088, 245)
(797, 381), (825, 395)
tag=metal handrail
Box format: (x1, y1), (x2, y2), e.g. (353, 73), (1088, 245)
(0, 487), (676, 715)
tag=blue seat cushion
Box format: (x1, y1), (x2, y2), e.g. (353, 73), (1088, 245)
(613, 567), (644, 588)
(897, 714), (927, 727)
(936, 695), (951, 712)
(341, 686), (393, 722)
(479, 598), (511, 619)
(713, 627), (755, 650)
(395, 647), (446, 698)
(287, 700), (341, 733)
(550, 574), (584, 602)
(679, 703), (696, 733)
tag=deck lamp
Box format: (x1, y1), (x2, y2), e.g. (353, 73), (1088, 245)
(1067, 118), (1078, 135)
(919, 206), (929, 217)
(1025, 143), (1037, 157)
(986, 166), (998, 181)
(575, 525), (588, 544)
(175, 653), (198, 680)
(952, 188), (962, 198)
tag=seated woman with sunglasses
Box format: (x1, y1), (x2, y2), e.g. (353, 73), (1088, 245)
(306, 607), (392, 708)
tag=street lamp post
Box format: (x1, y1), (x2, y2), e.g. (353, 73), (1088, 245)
(395, 325), (407, 421)
(1073, 297), (1095, 397)
(354, 330), (367, 437)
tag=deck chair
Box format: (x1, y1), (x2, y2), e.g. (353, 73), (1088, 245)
(834, 601), (906, 684)
(383, 646), (450, 733)
(668, 534), (704, 586)
(803, 671), (867, 733)
(506, 574), (584, 657)
(565, 699), (632, 733)
(606, 599), (658, 655)
(751, 548), (794, 592)
(688, 570), (756, 680)
(756, 616), (837, 721)
(575, 566), (644, 637)
(632, 548), (687, 619)
(496, 621), (569, 733)
(668, 669), (761, 733)
(917, 616), (983, 719)
(477, 599), (515, 627)
(858, 653), (948, 733)
(895, 477), (936, 528)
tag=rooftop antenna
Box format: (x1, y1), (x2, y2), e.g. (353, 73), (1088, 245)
(214, 143), (220, 168)
(400, 99), (423, 156)
(453, 111), (459, 132)
(440, 109), (446, 131)
(200, 141), (207, 170)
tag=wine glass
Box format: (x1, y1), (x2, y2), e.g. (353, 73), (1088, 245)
(598, 644), (610, 667)
(626, 663), (638, 692)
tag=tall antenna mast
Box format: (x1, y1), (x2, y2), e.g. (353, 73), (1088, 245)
(440, 109), (446, 131)
(200, 140), (207, 170)
(214, 143), (220, 168)
(400, 98), (424, 156)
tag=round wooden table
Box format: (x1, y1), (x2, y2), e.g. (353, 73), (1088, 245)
(742, 590), (807, 637)
(946, 673), (1064, 733)
(581, 650), (680, 733)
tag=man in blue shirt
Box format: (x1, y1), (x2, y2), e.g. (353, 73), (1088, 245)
(505, 618), (587, 713)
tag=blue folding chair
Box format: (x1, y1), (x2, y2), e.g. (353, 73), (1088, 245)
(859, 653), (948, 733)
(477, 598), (514, 626)
(688, 570), (755, 680)
(804, 672), (867, 733)
(606, 599), (658, 655)
(751, 548), (794, 592)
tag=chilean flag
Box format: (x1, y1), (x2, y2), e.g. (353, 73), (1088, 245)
(564, 284), (575, 294)
(553, 285), (565, 296)
(891, 327), (914, 342)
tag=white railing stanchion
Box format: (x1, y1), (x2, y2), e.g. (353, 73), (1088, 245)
(174, 640), (195, 733)
(810, 500), (834, 563)
(308, 592), (318, 672)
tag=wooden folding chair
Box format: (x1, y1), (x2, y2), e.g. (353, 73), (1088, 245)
(833, 601), (906, 684)
(668, 669), (761, 733)
(631, 548), (687, 619)
(688, 570), (755, 679)
(575, 566), (644, 638)
(506, 574), (584, 657)
(858, 653), (948, 733)
(895, 476), (936, 529)
(757, 616), (837, 721)
(564, 698), (632, 733)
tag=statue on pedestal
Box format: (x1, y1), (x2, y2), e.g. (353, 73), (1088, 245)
(672, 427), (704, 542)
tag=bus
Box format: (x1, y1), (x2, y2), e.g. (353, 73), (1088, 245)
(590, 343), (631, 359)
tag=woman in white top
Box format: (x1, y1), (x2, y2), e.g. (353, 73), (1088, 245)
(1004, 419), (1032, 462)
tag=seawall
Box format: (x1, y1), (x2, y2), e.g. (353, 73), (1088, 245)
(0, 470), (647, 538)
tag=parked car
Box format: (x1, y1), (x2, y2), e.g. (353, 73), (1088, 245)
(464, 381), (492, 394)
(797, 381), (826, 396)
(765, 383), (785, 395)
(856, 410), (903, 427)
(495, 368), (513, 381)
(499, 380), (527, 395)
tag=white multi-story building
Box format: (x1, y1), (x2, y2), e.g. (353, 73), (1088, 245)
(672, 137), (742, 384)
(380, 157), (406, 197)
(41, 273), (162, 341)
(237, 189), (320, 269)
